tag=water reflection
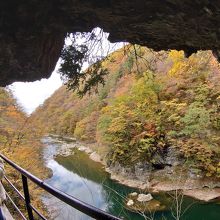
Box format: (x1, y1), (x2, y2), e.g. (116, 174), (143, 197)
(43, 160), (108, 219)
(42, 137), (132, 220)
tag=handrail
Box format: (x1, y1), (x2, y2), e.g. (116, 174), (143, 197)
(5, 191), (27, 220)
(4, 175), (46, 219)
(0, 154), (122, 220)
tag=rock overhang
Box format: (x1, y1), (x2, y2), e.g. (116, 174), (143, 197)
(1, 0), (220, 86)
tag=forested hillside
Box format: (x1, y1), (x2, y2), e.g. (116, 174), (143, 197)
(31, 47), (220, 178)
(0, 88), (48, 217)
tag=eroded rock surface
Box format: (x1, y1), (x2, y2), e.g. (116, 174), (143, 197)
(137, 193), (153, 202)
(1, 1), (220, 85)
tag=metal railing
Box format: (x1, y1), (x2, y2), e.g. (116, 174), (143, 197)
(0, 154), (121, 220)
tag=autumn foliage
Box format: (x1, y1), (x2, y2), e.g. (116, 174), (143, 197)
(32, 46), (220, 178)
(0, 88), (48, 218)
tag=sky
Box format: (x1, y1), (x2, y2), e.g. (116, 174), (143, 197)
(8, 28), (124, 115)
(9, 67), (62, 115)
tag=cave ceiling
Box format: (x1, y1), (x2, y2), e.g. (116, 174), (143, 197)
(1, 0), (220, 86)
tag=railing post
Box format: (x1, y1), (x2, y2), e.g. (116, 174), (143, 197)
(0, 158), (6, 205)
(0, 154), (121, 220)
(22, 175), (34, 220)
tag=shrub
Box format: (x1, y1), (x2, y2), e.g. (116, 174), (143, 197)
(180, 102), (210, 137)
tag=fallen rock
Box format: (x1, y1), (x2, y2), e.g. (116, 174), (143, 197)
(78, 146), (87, 151)
(129, 192), (138, 197)
(127, 199), (134, 206)
(85, 148), (93, 154)
(89, 152), (101, 163)
(137, 193), (153, 202)
(125, 197), (167, 213)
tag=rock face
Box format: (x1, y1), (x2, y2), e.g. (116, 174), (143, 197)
(126, 199), (134, 206)
(137, 193), (153, 202)
(1, 1), (220, 85)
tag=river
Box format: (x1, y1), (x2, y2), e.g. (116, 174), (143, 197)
(41, 136), (220, 220)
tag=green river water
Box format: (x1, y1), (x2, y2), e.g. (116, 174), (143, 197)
(42, 137), (220, 220)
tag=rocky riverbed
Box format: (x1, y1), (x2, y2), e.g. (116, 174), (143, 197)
(46, 135), (220, 202)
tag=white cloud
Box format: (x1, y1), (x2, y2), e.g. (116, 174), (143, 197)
(9, 71), (62, 115)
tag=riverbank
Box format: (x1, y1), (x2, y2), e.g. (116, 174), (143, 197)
(47, 135), (220, 202)
(105, 167), (220, 202)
